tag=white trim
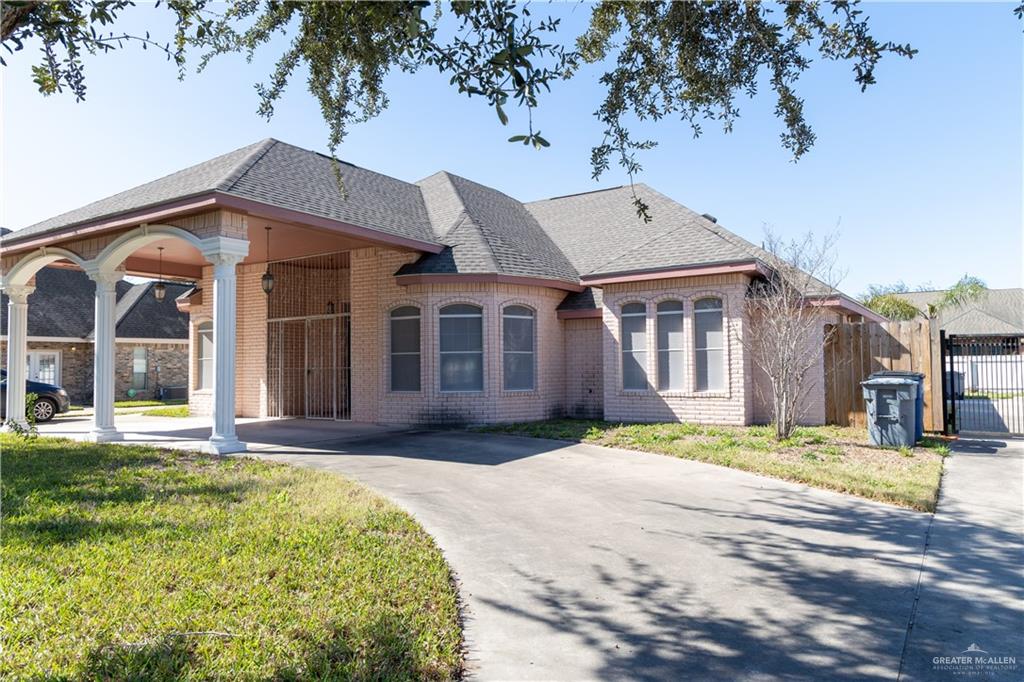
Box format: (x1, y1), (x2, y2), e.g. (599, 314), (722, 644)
(0, 336), (187, 345)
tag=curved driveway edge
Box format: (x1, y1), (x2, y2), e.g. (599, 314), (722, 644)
(243, 428), (931, 680)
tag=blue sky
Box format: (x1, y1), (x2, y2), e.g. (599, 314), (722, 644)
(2, 2), (1021, 296)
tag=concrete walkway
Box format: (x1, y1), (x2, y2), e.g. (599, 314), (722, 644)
(898, 436), (1024, 681)
(36, 416), (1023, 680)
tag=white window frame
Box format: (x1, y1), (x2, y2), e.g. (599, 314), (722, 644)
(439, 304), (484, 393)
(131, 347), (148, 390)
(620, 302), (649, 391)
(389, 306), (422, 392)
(502, 305), (536, 392)
(656, 300), (686, 391)
(26, 350), (62, 386)
(197, 321), (214, 391)
(694, 297), (725, 392)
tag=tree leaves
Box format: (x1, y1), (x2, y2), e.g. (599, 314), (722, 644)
(1, 0), (942, 215)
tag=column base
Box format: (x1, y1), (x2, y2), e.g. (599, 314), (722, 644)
(205, 435), (247, 455)
(2, 419), (29, 432)
(88, 428), (123, 443)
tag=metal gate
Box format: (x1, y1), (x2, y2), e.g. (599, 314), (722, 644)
(267, 315), (351, 420)
(941, 332), (1024, 434)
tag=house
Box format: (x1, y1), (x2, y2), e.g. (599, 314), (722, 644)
(0, 139), (879, 452)
(0, 265), (191, 404)
(892, 288), (1024, 336)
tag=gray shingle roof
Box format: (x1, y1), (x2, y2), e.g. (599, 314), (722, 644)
(3, 138), (852, 299)
(398, 172), (579, 283)
(3, 139), (436, 246)
(557, 287), (604, 311)
(115, 281), (192, 339)
(0, 268), (190, 339)
(2, 268), (121, 338)
(525, 185), (756, 277)
(894, 289), (1023, 334)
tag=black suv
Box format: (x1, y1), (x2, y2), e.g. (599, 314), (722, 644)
(0, 369), (71, 422)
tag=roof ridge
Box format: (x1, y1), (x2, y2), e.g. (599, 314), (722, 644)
(527, 184), (627, 204)
(112, 281), (152, 330)
(444, 178), (502, 270)
(217, 138), (278, 192)
(445, 213), (500, 270)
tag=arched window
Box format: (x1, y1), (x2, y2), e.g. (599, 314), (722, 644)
(657, 300), (685, 391)
(503, 305), (535, 391)
(390, 306), (421, 391)
(694, 298), (724, 391)
(439, 304), (483, 392)
(621, 302), (648, 390)
(197, 321), (214, 390)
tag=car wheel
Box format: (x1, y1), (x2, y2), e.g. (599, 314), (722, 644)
(33, 398), (56, 423)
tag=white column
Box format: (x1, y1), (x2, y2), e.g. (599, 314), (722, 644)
(3, 284), (34, 429)
(87, 269), (123, 442)
(206, 252), (246, 454)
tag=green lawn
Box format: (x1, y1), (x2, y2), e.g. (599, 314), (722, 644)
(140, 405), (190, 418)
(0, 436), (462, 680)
(113, 399), (188, 408)
(479, 420), (947, 512)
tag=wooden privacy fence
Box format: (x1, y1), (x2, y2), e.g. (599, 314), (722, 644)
(824, 320), (942, 432)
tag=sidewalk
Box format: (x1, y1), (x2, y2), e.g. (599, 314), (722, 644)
(899, 437), (1024, 681)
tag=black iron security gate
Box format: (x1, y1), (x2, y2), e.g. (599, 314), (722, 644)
(941, 332), (1024, 434)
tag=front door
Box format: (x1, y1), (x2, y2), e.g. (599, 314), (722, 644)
(27, 351), (60, 386)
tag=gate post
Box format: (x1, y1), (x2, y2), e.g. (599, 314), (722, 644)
(939, 330), (950, 435)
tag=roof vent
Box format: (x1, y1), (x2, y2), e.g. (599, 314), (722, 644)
(701, 213), (717, 223)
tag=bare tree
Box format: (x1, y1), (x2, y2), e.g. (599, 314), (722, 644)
(742, 230), (842, 440)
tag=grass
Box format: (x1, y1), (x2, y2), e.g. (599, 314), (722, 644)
(963, 390), (1024, 400)
(479, 420), (948, 512)
(140, 405), (190, 418)
(113, 399), (188, 408)
(0, 435), (462, 680)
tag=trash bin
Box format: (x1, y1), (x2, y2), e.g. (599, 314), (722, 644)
(869, 370), (925, 442)
(861, 377), (920, 447)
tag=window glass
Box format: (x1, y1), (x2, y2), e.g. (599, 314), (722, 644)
(390, 307), (421, 391)
(694, 298), (725, 391)
(440, 304), (483, 391)
(132, 347), (148, 390)
(503, 306), (534, 390)
(621, 303), (648, 390)
(198, 322), (214, 389)
(657, 301), (685, 390)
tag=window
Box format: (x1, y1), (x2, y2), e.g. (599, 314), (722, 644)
(657, 300), (685, 391)
(132, 347), (148, 390)
(694, 298), (725, 391)
(197, 321), (214, 390)
(439, 304), (483, 392)
(390, 306), (421, 391)
(503, 305), (535, 391)
(621, 302), (648, 390)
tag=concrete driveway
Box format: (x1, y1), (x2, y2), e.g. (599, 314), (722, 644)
(39, 415), (1022, 680)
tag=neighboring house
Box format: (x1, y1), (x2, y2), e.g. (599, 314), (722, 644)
(0, 266), (191, 403)
(892, 288), (1024, 336)
(0, 139), (879, 452)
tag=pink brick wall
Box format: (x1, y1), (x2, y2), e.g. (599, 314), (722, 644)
(350, 247), (567, 425)
(182, 246), (835, 429)
(188, 263), (267, 418)
(563, 317), (604, 418)
(601, 274), (752, 425)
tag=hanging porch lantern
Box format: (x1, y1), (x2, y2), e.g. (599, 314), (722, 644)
(153, 246), (167, 302)
(261, 226), (275, 295)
